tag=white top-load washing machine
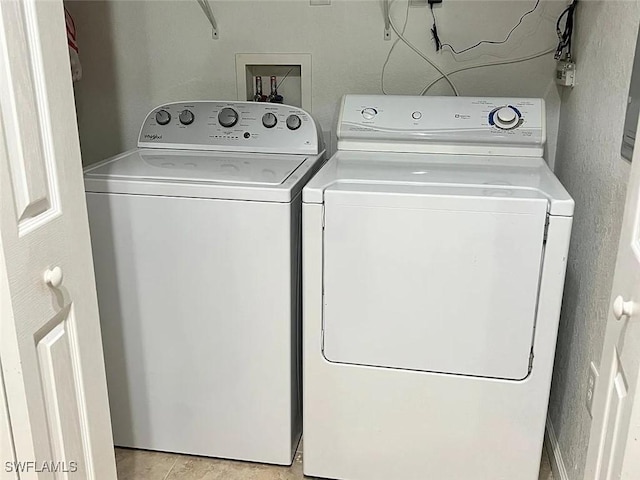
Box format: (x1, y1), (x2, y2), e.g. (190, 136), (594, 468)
(84, 101), (325, 465)
(302, 95), (573, 480)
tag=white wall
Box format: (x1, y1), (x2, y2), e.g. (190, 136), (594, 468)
(67, 0), (566, 165)
(548, 1), (638, 479)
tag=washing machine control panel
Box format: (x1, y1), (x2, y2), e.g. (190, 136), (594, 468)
(338, 95), (545, 155)
(139, 101), (321, 155)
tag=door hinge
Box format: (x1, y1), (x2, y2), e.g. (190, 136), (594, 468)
(528, 351), (534, 372)
(543, 215), (550, 244)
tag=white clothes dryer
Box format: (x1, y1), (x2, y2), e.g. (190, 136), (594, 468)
(84, 101), (325, 465)
(302, 95), (573, 480)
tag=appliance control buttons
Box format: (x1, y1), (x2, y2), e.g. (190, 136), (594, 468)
(490, 105), (522, 130)
(286, 114), (302, 131)
(362, 108), (377, 120)
(412, 111), (422, 120)
(155, 109), (171, 125)
(179, 109), (194, 125)
(218, 107), (239, 128)
(262, 112), (277, 128)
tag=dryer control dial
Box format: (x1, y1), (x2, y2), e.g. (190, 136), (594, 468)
(218, 108), (239, 128)
(490, 106), (522, 130)
(155, 109), (171, 125)
(362, 108), (378, 120)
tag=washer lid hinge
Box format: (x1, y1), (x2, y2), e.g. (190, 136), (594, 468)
(322, 205), (326, 229)
(528, 350), (534, 373)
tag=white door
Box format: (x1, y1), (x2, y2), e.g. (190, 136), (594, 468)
(584, 119), (640, 479)
(0, 1), (116, 478)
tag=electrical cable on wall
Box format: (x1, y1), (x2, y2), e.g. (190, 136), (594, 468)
(429, 3), (442, 52)
(555, 0), (578, 59)
(431, 0), (541, 54)
(381, 0), (577, 96)
(381, 0), (411, 94)
(420, 47), (555, 95)
(384, 0), (459, 95)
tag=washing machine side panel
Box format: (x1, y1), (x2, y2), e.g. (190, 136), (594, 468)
(288, 194), (303, 458)
(302, 214), (573, 480)
(302, 202), (329, 477)
(86, 192), (297, 465)
(322, 191), (548, 380)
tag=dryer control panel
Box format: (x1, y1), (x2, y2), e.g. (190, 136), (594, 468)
(338, 95), (545, 156)
(138, 101), (322, 155)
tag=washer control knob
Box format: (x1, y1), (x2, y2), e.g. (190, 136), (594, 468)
(218, 107), (239, 128)
(262, 112), (277, 129)
(496, 107), (517, 124)
(286, 114), (302, 131)
(362, 108), (378, 120)
(492, 106), (521, 129)
(179, 109), (194, 125)
(155, 109), (171, 125)
(412, 111), (422, 120)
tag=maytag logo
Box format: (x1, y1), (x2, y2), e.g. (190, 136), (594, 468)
(144, 133), (162, 140)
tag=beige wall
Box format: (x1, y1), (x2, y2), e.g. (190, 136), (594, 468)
(549, 1), (638, 478)
(67, 0), (566, 165)
(69, 1), (633, 476)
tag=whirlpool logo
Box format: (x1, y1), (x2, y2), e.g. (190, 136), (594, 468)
(144, 133), (163, 140)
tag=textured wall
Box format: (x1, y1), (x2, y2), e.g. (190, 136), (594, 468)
(66, 0), (565, 165)
(548, 1), (637, 478)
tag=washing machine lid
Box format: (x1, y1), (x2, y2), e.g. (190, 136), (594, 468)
(303, 150), (574, 216)
(84, 149), (313, 202)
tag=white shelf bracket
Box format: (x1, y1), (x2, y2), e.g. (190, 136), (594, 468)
(197, 0), (219, 40)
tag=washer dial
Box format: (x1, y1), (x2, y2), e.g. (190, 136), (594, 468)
(179, 109), (194, 125)
(218, 107), (239, 128)
(286, 114), (302, 131)
(490, 105), (522, 130)
(155, 109), (171, 125)
(262, 112), (277, 128)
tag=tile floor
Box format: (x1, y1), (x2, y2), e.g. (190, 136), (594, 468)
(115, 441), (554, 480)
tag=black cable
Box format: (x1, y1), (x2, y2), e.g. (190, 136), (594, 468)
(430, 4), (442, 52)
(433, 0), (541, 55)
(555, 0), (578, 60)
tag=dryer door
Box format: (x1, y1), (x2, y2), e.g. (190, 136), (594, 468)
(322, 184), (548, 380)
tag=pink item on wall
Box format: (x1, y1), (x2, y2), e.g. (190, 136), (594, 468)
(65, 7), (81, 81)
